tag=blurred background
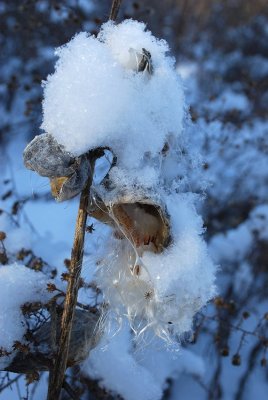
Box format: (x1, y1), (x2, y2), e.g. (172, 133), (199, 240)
(0, 1), (268, 399)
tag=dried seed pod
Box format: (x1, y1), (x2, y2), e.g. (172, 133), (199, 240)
(49, 155), (91, 201)
(50, 177), (69, 198)
(5, 308), (101, 373)
(88, 190), (170, 253)
(23, 133), (76, 178)
(23, 135), (91, 201)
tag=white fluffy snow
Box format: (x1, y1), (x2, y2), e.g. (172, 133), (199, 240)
(41, 20), (184, 168)
(84, 321), (205, 400)
(0, 264), (51, 369)
(141, 195), (216, 335)
(41, 20), (216, 340)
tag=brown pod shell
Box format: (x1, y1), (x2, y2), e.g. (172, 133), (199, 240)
(88, 190), (171, 253)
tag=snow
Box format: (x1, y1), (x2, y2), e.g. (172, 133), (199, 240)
(3, 7), (267, 399)
(140, 195), (216, 336)
(41, 20), (184, 168)
(85, 324), (163, 400)
(209, 204), (268, 264)
(90, 146), (216, 340)
(0, 15), (216, 394)
(0, 264), (51, 369)
(37, 19), (217, 342)
(0, 214), (31, 254)
(84, 321), (205, 400)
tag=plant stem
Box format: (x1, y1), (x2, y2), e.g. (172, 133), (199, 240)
(109, 0), (123, 21)
(46, 0), (123, 397)
(46, 156), (95, 400)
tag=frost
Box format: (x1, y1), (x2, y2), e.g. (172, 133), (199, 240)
(0, 264), (51, 369)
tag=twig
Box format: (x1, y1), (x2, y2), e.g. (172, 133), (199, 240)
(62, 379), (80, 400)
(109, 0), (122, 21)
(234, 342), (262, 400)
(203, 314), (264, 340)
(46, 155), (95, 400)
(0, 374), (22, 393)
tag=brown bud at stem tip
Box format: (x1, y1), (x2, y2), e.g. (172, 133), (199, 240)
(0, 231), (6, 241)
(47, 283), (57, 293)
(214, 297), (224, 307)
(221, 347), (229, 357)
(232, 354), (241, 366)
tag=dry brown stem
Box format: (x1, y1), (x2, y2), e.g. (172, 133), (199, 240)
(109, 0), (123, 21)
(46, 2), (123, 398)
(46, 156), (95, 400)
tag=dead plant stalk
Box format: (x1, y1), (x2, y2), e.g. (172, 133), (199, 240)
(46, 1), (123, 399)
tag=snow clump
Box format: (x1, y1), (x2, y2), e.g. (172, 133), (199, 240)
(41, 19), (216, 341)
(0, 264), (51, 369)
(41, 20), (184, 168)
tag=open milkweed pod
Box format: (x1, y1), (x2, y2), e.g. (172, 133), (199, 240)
(23, 133), (76, 178)
(49, 155), (90, 201)
(84, 46), (166, 253)
(6, 308), (101, 373)
(21, 19), (217, 342)
(88, 184), (171, 254)
(23, 133), (91, 201)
